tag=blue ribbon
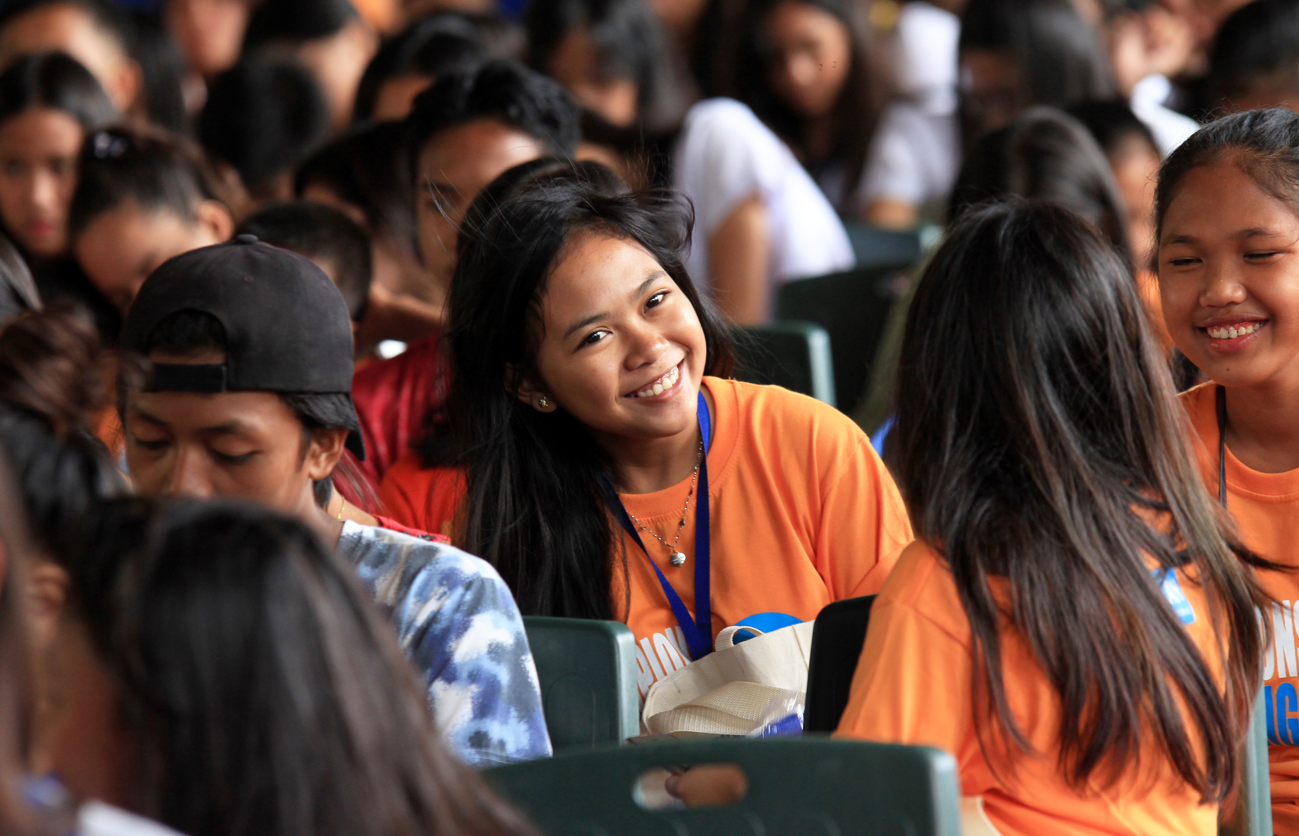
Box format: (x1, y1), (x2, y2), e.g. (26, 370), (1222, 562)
(607, 391), (713, 660)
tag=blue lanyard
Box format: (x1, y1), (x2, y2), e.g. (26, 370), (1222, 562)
(607, 392), (713, 660)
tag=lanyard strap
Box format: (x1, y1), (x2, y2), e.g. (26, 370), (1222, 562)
(607, 391), (713, 660)
(1216, 385), (1228, 510)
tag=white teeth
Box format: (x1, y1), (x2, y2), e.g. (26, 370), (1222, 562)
(630, 365), (680, 398)
(1207, 322), (1262, 340)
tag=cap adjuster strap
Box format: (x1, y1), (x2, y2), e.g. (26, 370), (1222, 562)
(149, 364), (228, 393)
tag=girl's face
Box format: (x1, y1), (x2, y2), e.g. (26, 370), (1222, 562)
(0, 107), (83, 260)
(547, 28), (639, 128)
(960, 48), (1025, 135)
(763, 1), (852, 120)
(528, 231), (707, 452)
(1158, 161), (1299, 391)
(73, 200), (230, 313)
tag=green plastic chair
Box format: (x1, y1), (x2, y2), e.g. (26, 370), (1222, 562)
(731, 321), (837, 407)
(486, 737), (963, 836)
(522, 616), (641, 753)
(1221, 686), (1273, 836)
(776, 266), (907, 413)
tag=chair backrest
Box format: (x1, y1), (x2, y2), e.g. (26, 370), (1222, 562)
(486, 737), (963, 836)
(731, 321), (837, 407)
(776, 267), (904, 412)
(804, 595), (876, 733)
(522, 616), (641, 753)
(1220, 686), (1273, 836)
(844, 224), (923, 271)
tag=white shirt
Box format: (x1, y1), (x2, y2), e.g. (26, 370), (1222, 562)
(1131, 74), (1200, 157)
(673, 98), (854, 293)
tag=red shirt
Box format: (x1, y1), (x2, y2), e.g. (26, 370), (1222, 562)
(351, 334), (449, 489)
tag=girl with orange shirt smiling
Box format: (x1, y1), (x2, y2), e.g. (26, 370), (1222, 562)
(381, 162), (912, 696)
(1156, 107), (1299, 834)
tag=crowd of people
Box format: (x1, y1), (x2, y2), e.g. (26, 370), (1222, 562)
(0, 0), (1295, 832)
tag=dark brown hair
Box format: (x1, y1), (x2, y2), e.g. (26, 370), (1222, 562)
(894, 200), (1271, 798)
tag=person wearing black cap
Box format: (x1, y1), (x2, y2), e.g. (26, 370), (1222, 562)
(116, 234), (552, 768)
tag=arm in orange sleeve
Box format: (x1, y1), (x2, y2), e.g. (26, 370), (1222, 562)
(816, 433), (914, 599)
(835, 593), (975, 776)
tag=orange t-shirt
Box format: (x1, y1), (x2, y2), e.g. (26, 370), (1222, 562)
(379, 460), (463, 539)
(837, 540), (1224, 836)
(1182, 381), (1299, 834)
(379, 377), (913, 697)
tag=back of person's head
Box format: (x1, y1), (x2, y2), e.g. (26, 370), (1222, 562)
(445, 162), (732, 619)
(959, 0), (1115, 134)
(61, 497), (534, 836)
(354, 12), (523, 123)
(241, 0), (356, 48)
(526, 0), (687, 133)
(68, 122), (245, 245)
(949, 107), (1131, 261)
(0, 50), (116, 131)
(893, 199), (1268, 799)
(0, 304), (124, 560)
(198, 53), (331, 203)
(294, 120), (415, 249)
(1066, 98), (1159, 159)
(238, 201), (373, 321)
(1207, 0), (1299, 111)
(406, 59), (582, 163)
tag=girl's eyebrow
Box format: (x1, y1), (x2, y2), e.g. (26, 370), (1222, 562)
(561, 272), (667, 339)
(1164, 228), (1288, 246)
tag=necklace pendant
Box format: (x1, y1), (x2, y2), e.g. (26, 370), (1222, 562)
(670, 551), (687, 567)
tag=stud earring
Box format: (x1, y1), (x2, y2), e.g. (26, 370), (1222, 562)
(538, 395), (549, 409)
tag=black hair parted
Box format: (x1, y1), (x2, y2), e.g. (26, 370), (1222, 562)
(0, 51), (116, 131)
(1156, 107), (1299, 240)
(64, 497), (535, 836)
(526, 0), (687, 134)
(405, 59), (582, 166)
(353, 12), (524, 123)
(68, 122), (245, 242)
(0, 0), (136, 56)
(1208, 0), (1299, 107)
(436, 161), (732, 619)
(238, 201), (373, 322)
(241, 0), (357, 48)
(198, 52), (331, 202)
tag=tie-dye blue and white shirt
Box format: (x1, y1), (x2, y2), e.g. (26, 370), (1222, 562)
(336, 521), (552, 767)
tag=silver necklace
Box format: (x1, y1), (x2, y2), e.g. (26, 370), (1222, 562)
(626, 441), (703, 567)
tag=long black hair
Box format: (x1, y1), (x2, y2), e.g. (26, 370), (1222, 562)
(893, 200), (1271, 797)
(439, 163), (733, 619)
(0, 51), (117, 132)
(734, 0), (883, 211)
(63, 498), (535, 836)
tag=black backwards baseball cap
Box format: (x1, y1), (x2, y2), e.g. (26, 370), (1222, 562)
(119, 234), (366, 460)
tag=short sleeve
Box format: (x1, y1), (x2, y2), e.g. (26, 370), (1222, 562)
(815, 433), (913, 599)
(859, 102), (961, 209)
(403, 565), (553, 767)
(835, 593), (973, 759)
